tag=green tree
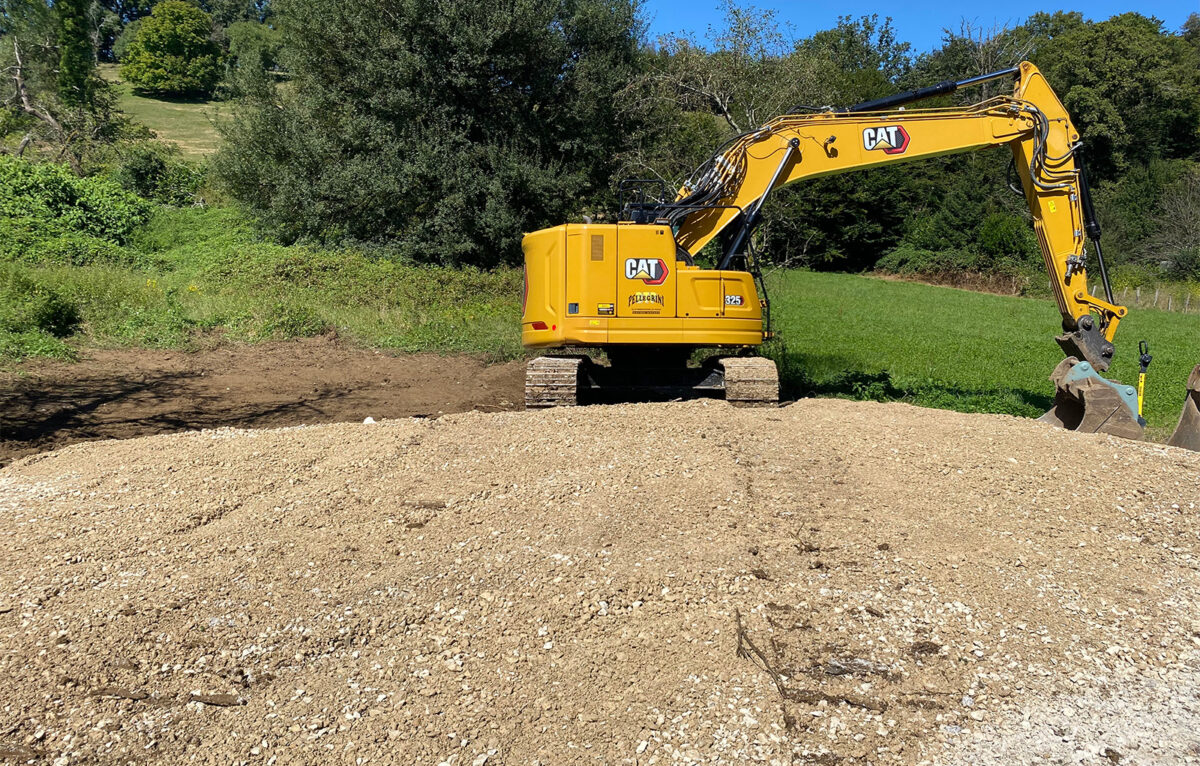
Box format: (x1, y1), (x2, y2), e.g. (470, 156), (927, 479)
(1183, 12), (1200, 51)
(56, 0), (96, 107)
(200, 0), (270, 26)
(1, 0), (125, 170)
(119, 0), (223, 96)
(798, 14), (911, 103)
(215, 0), (640, 267)
(225, 20), (280, 72)
(111, 18), (143, 61)
(1034, 13), (1200, 181)
(634, 3), (826, 136)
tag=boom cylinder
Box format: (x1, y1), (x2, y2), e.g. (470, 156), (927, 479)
(846, 66), (1021, 113)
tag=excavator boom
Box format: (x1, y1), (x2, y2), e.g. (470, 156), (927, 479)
(661, 62), (1123, 371)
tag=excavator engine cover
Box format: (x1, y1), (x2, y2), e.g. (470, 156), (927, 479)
(1039, 357), (1145, 441)
(1167, 366), (1200, 452)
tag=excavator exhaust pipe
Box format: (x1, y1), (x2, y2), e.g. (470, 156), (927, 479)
(1038, 357), (1145, 441)
(1167, 366), (1200, 452)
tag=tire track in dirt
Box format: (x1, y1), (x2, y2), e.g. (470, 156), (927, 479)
(1, 399), (1199, 764)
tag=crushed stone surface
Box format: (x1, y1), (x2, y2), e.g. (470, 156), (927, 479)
(1, 398), (1200, 765)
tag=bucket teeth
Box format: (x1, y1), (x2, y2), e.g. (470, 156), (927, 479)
(1038, 357), (1145, 441)
(1167, 366), (1200, 452)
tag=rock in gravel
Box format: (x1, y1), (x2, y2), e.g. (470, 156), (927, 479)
(2, 398), (1200, 765)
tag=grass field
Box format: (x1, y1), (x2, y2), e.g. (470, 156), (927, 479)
(763, 270), (1199, 436)
(98, 65), (226, 158)
(0, 205), (523, 361)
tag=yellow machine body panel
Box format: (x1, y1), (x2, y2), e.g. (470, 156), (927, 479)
(522, 223), (763, 349)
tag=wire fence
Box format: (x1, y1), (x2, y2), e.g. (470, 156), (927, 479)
(1111, 284), (1200, 315)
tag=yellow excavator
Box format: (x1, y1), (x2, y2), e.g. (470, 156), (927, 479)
(521, 61), (1200, 445)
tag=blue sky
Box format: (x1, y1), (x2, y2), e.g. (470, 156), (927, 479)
(641, 1), (1197, 53)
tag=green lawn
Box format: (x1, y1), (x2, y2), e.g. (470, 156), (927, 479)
(99, 64), (226, 158)
(763, 270), (1200, 436)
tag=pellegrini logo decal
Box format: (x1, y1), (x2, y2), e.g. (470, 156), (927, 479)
(862, 125), (910, 155)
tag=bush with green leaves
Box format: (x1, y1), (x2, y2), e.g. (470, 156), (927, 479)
(110, 143), (205, 205)
(119, 1), (223, 96)
(0, 157), (153, 267)
(0, 266), (82, 359)
(0, 157), (151, 243)
(876, 245), (976, 276)
(215, 0), (641, 267)
(0, 273), (81, 338)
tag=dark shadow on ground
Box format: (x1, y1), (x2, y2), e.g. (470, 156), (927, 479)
(127, 90), (214, 105)
(0, 371), (360, 462)
(769, 349), (1054, 417)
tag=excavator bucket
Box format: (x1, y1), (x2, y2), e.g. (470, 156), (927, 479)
(1167, 366), (1200, 452)
(1038, 357), (1145, 441)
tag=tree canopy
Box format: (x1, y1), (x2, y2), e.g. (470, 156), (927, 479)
(118, 1), (224, 96)
(214, 0), (640, 267)
(2, 0), (1196, 279)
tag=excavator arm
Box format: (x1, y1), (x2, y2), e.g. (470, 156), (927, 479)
(657, 62), (1125, 371)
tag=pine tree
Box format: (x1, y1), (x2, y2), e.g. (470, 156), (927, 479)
(56, 0), (95, 107)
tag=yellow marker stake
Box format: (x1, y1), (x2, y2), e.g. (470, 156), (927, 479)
(1137, 341), (1152, 418)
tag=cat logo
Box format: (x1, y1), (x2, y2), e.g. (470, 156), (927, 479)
(628, 291), (665, 307)
(624, 258), (669, 285)
(862, 125), (910, 155)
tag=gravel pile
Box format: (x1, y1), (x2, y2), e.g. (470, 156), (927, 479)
(2, 399), (1199, 765)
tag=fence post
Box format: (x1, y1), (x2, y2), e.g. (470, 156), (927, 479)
(1154, 288), (1160, 307)
(1168, 295), (1173, 311)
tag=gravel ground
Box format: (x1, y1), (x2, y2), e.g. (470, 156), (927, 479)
(1, 398), (1199, 765)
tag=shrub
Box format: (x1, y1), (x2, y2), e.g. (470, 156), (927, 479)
(877, 244), (976, 275)
(111, 143), (205, 205)
(0, 157), (152, 244)
(214, 0), (641, 267)
(119, 1), (223, 96)
(257, 302), (329, 339)
(0, 269), (82, 338)
(977, 213), (1039, 264)
(0, 218), (152, 268)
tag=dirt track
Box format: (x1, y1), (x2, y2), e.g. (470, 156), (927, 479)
(0, 337), (525, 466)
(3, 399), (1200, 764)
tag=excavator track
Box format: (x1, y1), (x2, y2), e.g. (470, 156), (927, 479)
(525, 356), (583, 409)
(525, 354), (779, 408)
(720, 357), (780, 407)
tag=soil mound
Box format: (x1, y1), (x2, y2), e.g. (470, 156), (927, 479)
(2, 399), (1199, 764)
